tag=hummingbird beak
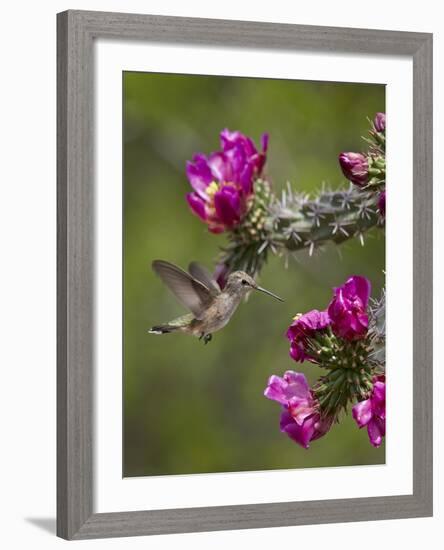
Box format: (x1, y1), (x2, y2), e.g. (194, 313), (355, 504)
(255, 285), (284, 302)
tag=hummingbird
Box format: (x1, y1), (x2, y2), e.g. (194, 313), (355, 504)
(148, 260), (283, 344)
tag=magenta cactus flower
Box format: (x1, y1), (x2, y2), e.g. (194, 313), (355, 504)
(338, 152), (369, 187)
(185, 129), (268, 233)
(264, 371), (331, 448)
(286, 309), (331, 363)
(352, 375), (386, 447)
(378, 190), (386, 216)
(374, 112), (386, 133)
(327, 275), (371, 341)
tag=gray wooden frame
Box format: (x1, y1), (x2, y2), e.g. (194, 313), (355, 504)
(57, 9), (433, 540)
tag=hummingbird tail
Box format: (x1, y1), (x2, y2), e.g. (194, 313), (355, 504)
(148, 324), (177, 335)
(148, 313), (193, 335)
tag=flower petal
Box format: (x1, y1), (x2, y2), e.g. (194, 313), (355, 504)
(213, 186), (241, 227)
(264, 371), (310, 404)
(239, 162), (254, 194)
(264, 375), (290, 405)
(372, 381), (386, 402)
(220, 128), (242, 151)
(185, 156), (213, 198)
(283, 371), (310, 398)
(288, 396), (314, 426)
(367, 417), (384, 447)
(289, 341), (306, 362)
(345, 275), (372, 307)
(225, 144), (246, 175)
(301, 309), (330, 331)
(186, 193), (207, 221)
(287, 309), (330, 338)
(279, 409), (294, 431)
(312, 416), (333, 441)
(207, 152), (232, 182)
(281, 411), (315, 449)
(261, 133), (269, 154)
(352, 398), (373, 428)
(371, 381), (386, 419)
(280, 411), (316, 449)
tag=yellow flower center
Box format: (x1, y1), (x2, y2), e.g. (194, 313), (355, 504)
(206, 181), (219, 199)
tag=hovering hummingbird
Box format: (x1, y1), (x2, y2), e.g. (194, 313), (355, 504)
(148, 260), (283, 344)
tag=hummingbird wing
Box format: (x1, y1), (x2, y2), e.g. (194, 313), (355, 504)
(152, 260), (213, 319)
(188, 262), (221, 295)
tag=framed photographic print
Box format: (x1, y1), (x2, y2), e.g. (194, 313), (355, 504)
(57, 10), (433, 540)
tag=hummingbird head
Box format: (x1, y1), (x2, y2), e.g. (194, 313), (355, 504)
(225, 271), (284, 302)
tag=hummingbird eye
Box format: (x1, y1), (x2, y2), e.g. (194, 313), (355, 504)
(241, 279), (248, 285)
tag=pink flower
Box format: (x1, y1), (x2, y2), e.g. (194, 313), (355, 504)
(264, 371), (331, 449)
(338, 152), (369, 187)
(352, 376), (386, 447)
(186, 129), (268, 233)
(327, 276), (371, 341)
(286, 309), (331, 362)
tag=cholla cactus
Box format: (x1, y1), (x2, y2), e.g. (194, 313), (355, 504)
(212, 113), (386, 278)
(367, 288), (386, 366)
(264, 276), (386, 449)
(182, 115), (386, 450)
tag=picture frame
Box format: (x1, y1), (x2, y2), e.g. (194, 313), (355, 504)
(57, 9), (433, 540)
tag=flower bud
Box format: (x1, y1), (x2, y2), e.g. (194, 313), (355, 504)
(338, 152), (369, 187)
(374, 112), (386, 133)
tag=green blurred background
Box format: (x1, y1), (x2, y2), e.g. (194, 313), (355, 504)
(123, 72), (385, 477)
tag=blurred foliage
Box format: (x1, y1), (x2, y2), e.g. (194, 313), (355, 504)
(123, 72), (385, 476)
